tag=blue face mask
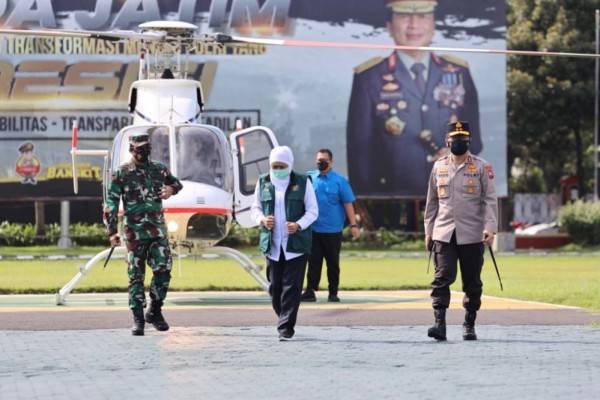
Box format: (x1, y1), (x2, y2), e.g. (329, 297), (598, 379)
(272, 167), (290, 179)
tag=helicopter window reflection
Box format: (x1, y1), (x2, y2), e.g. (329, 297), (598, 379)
(237, 130), (273, 195)
(176, 126), (230, 190)
(113, 125), (170, 170)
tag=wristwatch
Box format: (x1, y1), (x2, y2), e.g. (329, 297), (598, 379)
(350, 224), (359, 228)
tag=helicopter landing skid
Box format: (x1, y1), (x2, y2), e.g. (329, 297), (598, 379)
(56, 246), (128, 305)
(196, 246), (269, 292)
(55, 246), (269, 305)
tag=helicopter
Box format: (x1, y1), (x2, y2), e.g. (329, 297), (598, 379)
(1, 21), (284, 304)
(0, 20), (598, 305)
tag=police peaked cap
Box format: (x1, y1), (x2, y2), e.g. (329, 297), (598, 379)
(19, 142), (34, 152)
(447, 121), (471, 137)
(386, 0), (437, 13)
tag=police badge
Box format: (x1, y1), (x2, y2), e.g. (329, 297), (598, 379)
(385, 116), (405, 136)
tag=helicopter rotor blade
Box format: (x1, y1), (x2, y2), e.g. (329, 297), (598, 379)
(219, 35), (600, 60)
(0, 27), (165, 42)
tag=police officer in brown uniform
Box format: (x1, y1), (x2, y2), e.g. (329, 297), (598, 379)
(424, 121), (497, 341)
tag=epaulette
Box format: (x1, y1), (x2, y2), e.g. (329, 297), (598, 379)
(471, 154), (489, 165)
(440, 54), (469, 69)
(354, 57), (383, 74)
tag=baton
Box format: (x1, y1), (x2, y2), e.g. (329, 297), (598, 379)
(426, 240), (434, 274)
(488, 245), (503, 291)
(103, 246), (116, 269)
(427, 248), (433, 274)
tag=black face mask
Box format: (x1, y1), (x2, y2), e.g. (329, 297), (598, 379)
(131, 144), (151, 163)
(450, 140), (470, 156)
(317, 160), (329, 171)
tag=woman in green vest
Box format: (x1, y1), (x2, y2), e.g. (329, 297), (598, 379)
(250, 146), (319, 341)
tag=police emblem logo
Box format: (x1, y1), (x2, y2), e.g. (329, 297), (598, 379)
(377, 103), (391, 112)
(383, 82), (400, 92)
(385, 116), (406, 136)
(397, 100), (408, 110)
(485, 165), (495, 179)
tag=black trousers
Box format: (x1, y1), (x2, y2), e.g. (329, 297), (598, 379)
(306, 232), (343, 295)
(268, 251), (307, 333)
(431, 232), (485, 312)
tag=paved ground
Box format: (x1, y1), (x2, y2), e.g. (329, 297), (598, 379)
(1, 291), (599, 399)
(1, 326), (599, 400)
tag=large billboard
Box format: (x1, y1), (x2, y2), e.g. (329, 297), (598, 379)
(0, 0), (507, 201)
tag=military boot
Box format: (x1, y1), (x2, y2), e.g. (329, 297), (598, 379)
(463, 311), (477, 341)
(427, 308), (447, 341)
(131, 308), (145, 336)
(145, 301), (170, 331)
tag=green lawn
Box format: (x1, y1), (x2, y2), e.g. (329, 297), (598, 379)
(0, 254), (599, 310)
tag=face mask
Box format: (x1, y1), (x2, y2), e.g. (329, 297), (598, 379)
(272, 167), (290, 179)
(131, 144), (151, 163)
(317, 160), (329, 171)
(450, 140), (470, 156)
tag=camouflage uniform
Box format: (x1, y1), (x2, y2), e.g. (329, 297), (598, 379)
(103, 135), (183, 311)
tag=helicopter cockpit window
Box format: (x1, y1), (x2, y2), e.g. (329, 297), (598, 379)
(237, 130), (273, 195)
(176, 126), (231, 190)
(112, 125), (170, 171)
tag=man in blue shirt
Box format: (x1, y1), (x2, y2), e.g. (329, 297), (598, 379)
(301, 149), (360, 302)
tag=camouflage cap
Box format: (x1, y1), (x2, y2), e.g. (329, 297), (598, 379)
(386, 0), (437, 14)
(129, 132), (150, 147)
(447, 121), (470, 137)
(18, 142), (34, 153)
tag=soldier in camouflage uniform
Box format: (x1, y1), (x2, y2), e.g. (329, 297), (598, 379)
(104, 131), (183, 336)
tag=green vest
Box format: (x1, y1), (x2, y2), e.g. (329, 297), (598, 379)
(258, 172), (312, 255)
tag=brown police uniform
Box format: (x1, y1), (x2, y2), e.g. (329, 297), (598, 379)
(424, 150), (498, 311)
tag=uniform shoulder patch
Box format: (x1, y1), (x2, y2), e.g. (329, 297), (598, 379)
(440, 54), (469, 69)
(354, 57), (384, 74)
(485, 164), (495, 180)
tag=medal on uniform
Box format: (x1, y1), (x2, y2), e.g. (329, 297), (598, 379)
(383, 82), (400, 92)
(383, 74), (394, 82)
(467, 164), (477, 173)
(397, 100), (408, 110)
(385, 116), (405, 136)
(434, 71), (466, 108)
(377, 103), (390, 112)
(438, 186), (447, 196)
(467, 186), (475, 194)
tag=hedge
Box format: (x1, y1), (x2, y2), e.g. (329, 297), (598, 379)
(558, 201), (600, 246)
(0, 222), (107, 246)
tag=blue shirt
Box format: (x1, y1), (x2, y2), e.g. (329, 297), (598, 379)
(308, 169), (356, 233)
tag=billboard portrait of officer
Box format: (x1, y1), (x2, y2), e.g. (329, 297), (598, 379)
(347, 0), (482, 198)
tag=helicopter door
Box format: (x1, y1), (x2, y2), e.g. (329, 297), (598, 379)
(230, 127), (278, 227)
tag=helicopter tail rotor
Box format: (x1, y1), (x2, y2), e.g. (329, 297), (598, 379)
(69, 119), (110, 195)
(71, 120), (79, 195)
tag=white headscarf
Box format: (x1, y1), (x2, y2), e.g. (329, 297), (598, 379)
(269, 145), (294, 188)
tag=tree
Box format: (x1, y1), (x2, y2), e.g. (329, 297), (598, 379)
(508, 0), (597, 196)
